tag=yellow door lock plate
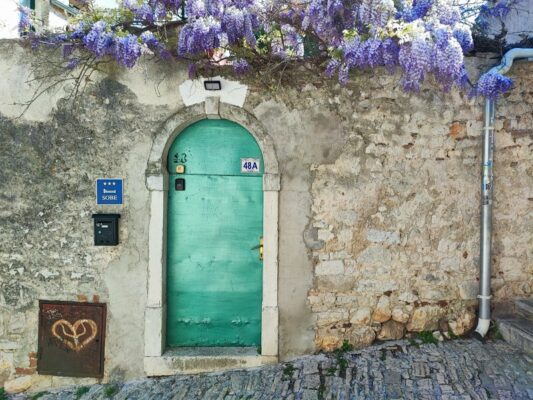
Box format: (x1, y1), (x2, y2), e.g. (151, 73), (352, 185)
(250, 237), (264, 261)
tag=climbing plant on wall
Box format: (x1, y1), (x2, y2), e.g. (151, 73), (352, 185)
(19, 0), (520, 100)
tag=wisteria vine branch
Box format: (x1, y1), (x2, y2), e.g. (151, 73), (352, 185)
(17, 0), (524, 107)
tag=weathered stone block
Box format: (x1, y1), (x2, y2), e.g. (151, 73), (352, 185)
(317, 336), (341, 352)
(372, 296), (392, 323)
(417, 287), (450, 301)
(500, 257), (525, 280)
(335, 295), (358, 306)
(439, 258), (461, 271)
(317, 229), (334, 241)
(437, 239), (459, 253)
(356, 247), (392, 265)
(366, 229), (400, 245)
(449, 121), (466, 140)
(391, 307), (410, 324)
(0, 359), (13, 386)
(398, 292), (418, 303)
(315, 275), (356, 292)
(316, 311), (347, 327)
(356, 279), (398, 293)
(407, 306), (445, 332)
(449, 310), (476, 336)
(378, 320), (405, 340)
(315, 260), (343, 276)
(458, 281), (479, 300)
(4, 375), (32, 393)
(347, 326), (375, 349)
(350, 308), (371, 325)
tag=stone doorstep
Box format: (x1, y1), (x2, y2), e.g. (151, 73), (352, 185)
(496, 315), (533, 356)
(515, 298), (533, 320)
(144, 347), (277, 376)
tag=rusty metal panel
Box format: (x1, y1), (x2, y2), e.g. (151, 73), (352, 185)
(38, 301), (106, 378)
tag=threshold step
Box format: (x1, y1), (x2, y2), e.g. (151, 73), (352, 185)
(496, 315), (533, 356)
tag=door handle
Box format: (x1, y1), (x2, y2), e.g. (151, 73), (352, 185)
(250, 237), (263, 260)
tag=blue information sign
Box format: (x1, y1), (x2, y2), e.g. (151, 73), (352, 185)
(96, 178), (123, 205)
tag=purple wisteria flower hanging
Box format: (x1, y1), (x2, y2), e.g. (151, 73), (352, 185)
(21, 0), (515, 99)
(233, 58), (250, 74)
(83, 21), (116, 57)
(18, 6), (32, 34)
(115, 34), (142, 68)
(476, 71), (513, 99)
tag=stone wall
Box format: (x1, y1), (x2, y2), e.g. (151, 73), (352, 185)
(0, 64), (172, 389)
(306, 61), (533, 350)
(0, 39), (531, 392)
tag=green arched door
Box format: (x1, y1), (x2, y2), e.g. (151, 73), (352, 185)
(166, 119), (263, 347)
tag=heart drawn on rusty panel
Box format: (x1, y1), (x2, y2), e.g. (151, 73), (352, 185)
(51, 319), (98, 352)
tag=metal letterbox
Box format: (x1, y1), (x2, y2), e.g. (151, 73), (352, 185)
(92, 214), (120, 246)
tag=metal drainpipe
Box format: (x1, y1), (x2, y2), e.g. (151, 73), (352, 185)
(474, 48), (533, 338)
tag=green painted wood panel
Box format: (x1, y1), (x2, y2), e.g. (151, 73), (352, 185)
(166, 120), (263, 347)
(168, 119), (263, 176)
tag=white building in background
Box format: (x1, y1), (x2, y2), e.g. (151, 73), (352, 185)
(483, 0), (533, 46)
(0, 0), (20, 39)
(0, 0), (116, 39)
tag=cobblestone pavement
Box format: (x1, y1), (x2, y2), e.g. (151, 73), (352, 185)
(11, 339), (533, 400)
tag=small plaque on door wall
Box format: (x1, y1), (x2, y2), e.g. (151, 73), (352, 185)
(38, 301), (106, 378)
(241, 158), (260, 173)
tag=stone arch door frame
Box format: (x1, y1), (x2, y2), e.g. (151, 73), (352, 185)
(143, 99), (280, 376)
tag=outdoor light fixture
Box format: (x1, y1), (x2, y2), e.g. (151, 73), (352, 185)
(204, 80), (222, 91)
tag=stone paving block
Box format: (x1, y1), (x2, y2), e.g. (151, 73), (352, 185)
(301, 389), (318, 400)
(383, 371), (401, 385)
(386, 384), (403, 398)
(440, 384), (455, 394)
(301, 374), (320, 390)
(8, 340), (533, 400)
(417, 378), (434, 392)
(412, 361), (430, 377)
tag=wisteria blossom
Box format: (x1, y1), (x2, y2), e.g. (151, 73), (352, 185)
(476, 70), (513, 99)
(233, 58), (250, 74)
(20, 0), (519, 98)
(478, 0), (520, 21)
(18, 6), (32, 34)
(115, 34), (142, 67)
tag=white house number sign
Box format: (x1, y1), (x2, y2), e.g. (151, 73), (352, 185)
(241, 158), (260, 173)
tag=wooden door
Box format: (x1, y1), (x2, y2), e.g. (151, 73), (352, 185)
(166, 119), (263, 347)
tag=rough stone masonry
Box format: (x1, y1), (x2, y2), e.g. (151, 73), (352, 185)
(0, 38), (531, 392)
(306, 58), (532, 352)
